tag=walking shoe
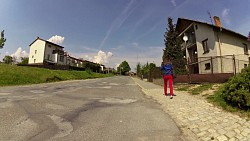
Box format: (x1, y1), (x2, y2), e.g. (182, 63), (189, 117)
(170, 96), (173, 99)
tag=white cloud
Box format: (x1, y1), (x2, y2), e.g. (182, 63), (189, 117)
(93, 50), (113, 65)
(222, 8), (230, 25)
(171, 0), (177, 6)
(11, 47), (29, 61)
(48, 35), (65, 45)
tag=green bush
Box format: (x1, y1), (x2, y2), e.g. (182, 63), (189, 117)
(221, 66), (250, 109)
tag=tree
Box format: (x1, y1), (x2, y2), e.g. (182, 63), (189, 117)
(19, 57), (29, 65)
(0, 30), (6, 49)
(118, 60), (131, 75)
(163, 17), (186, 74)
(3, 55), (13, 64)
(136, 62), (142, 77)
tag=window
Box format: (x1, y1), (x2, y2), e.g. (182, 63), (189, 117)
(35, 50), (37, 54)
(244, 64), (248, 68)
(47, 54), (50, 60)
(205, 63), (211, 70)
(202, 39), (209, 54)
(195, 25), (198, 30)
(34, 59), (36, 63)
(32, 55), (34, 58)
(243, 43), (248, 55)
(59, 56), (64, 62)
(48, 45), (51, 48)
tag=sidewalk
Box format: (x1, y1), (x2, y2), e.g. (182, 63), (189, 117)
(132, 77), (250, 141)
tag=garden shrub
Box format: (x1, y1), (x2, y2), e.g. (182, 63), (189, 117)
(221, 66), (250, 109)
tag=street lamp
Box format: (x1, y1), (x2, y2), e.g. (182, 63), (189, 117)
(183, 34), (190, 83)
(183, 35), (188, 58)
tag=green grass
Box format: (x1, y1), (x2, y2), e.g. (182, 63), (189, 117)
(190, 83), (213, 95)
(0, 64), (113, 86)
(175, 85), (193, 91)
(207, 84), (250, 119)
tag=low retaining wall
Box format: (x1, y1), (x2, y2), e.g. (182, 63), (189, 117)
(152, 73), (234, 85)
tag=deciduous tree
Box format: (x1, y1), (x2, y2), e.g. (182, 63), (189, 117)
(118, 61), (131, 75)
(3, 55), (13, 64)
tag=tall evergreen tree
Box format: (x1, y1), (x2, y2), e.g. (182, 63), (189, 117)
(163, 17), (186, 74)
(0, 30), (6, 49)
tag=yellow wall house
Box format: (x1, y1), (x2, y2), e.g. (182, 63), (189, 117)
(176, 18), (250, 74)
(28, 37), (66, 65)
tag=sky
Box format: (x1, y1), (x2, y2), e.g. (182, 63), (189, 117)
(0, 0), (250, 71)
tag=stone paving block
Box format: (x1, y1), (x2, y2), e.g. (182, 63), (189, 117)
(241, 131), (248, 137)
(228, 137), (237, 141)
(242, 128), (250, 134)
(234, 129), (241, 134)
(197, 131), (207, 138)
(214, 124), (221, 130)
(188, 117), (199, 121)
(225, 131), (236, 138)
(191, 128), (200, 134)
(208, 128), (216, 133)
(210, 132), (220, 139)
(201, 137), (211, 141)
(217, 128), (227, 135)
(235, 133), (244, 140)
(217, 135), (228, 141)
(200, 126), (209, 132)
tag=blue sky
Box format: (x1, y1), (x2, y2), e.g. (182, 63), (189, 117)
(0, 0), (250, 70)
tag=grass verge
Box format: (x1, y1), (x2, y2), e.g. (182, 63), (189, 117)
(207, 86), (250, 119)
(0, 64), (113, 86)
(190, 83), (213, 95)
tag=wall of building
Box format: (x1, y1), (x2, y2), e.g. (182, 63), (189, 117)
(218, 32), (250, 73)
(44, 43), (65, 65)
(194, 23), (218, 74)
(28, 39), (46, 64)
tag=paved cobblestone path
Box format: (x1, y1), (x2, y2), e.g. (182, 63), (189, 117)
(132, 77), (250, 141)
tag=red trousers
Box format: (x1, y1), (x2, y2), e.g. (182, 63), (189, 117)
(163, 75), (173, 96)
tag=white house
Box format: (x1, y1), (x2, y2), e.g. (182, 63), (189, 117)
(176, 18), (250, 74)
(28, 37), (66, 65)
(28, 37), (100, 69)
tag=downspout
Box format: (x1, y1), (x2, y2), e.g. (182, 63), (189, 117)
(217, 31), (223, 73)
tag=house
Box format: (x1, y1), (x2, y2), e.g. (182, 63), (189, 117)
(28, 37), (66, 65)
(28, 37), (103, 72)
(176, 18), (250, 74)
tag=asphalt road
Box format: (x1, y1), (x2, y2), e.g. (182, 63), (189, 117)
(0, 76), (186, 141)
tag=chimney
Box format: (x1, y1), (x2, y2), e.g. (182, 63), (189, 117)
(213, 16), (222, 30)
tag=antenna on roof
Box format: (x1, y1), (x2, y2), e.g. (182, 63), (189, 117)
(207, 10), (213, 25)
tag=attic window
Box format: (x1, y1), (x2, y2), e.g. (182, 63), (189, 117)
(195, 25), (198, 30)
(202, 39), (209, 54)
(48, 45), (51, 48)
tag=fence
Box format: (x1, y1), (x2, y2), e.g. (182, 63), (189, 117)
(148, 55), (249, 84)
(191, 55), (249, 74)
